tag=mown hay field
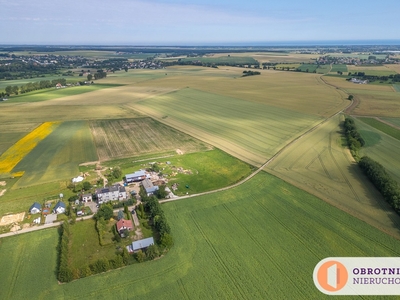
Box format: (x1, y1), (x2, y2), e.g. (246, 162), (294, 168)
(2, 173), (400, 299)
(356, 118), (400, 185)
(12, 120), (98, 188)
(266, 114), (400, 239)
(0, 122), (59, 174)
(90, 117), (211, 161)
(132, 88), (323, 166)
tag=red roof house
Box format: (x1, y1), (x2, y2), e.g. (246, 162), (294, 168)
(116, 218), (133, 236)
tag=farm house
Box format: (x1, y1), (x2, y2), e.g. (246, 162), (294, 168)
(96, 184), (127, 204)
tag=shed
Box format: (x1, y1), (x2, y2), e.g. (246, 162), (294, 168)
(142, 178), (159, 195)
(125, 170), (148, 183)
(128, 237), (154, 253)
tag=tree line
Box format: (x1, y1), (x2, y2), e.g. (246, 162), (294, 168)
(348, 72), (400, 83)
(343, 117), (400, 216)
(4, 78), (67, 96)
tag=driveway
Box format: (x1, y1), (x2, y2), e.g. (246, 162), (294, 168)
(45, 213), (57, 224)
(85, 201), (98, 214)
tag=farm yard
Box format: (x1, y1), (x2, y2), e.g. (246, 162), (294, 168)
(90, 117), (211, 161)
(2, 173), (400, 299)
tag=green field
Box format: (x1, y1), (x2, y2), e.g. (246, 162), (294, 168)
(267, 114), (400, 239)
(2, 172), (400, 299)
(133, 88), (322, 166)
(330, 64), (348, 73)
(316, 65), (331, 74)
(358, 117), (400, 141)
(381, 117), (400, 127)
(356, 118), (400, 185)
(12, 120), (98, 187)
(0, 76), (81, 91)
(296, 64), (318, 72)
(90, 117), (211, 161)
(393, 84), (400, 92)
(7, 84), (123, 103)
(180, 56), (258, 65)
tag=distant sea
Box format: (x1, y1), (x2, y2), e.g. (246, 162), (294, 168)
(207, 40), (400, 47)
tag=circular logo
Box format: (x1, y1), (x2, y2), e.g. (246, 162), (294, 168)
(316, 260), (348, 292)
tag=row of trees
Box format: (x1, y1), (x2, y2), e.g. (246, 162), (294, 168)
(4, 78), (67, 95)
(359, 156), (400, 214)
(343, 116), (400, 216)
(349, 72), (400, 83)
(141, 191), (173, 250)
(344, 117), (365, 158)
(242, 70), (261, 77)
(57, 212), (132, 282)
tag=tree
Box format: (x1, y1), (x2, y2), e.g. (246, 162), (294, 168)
(135, 250), (145, 263)
(5, 85), (12, 95)
(87, 74), (93, 81)
(146, 244), (160, 260)
(160, 233), (173, 249)
(348, 95), (354, 100)
(124, 67), (128, 72)
(83, 181), (92, 191)
(117, 210), (124, 221)
(95, 204), (113, 220)
(122, 247), (130, 265)
(12, 85), (19, 95)
(111, 167), (122, 179)
(155, 185), (168, 199)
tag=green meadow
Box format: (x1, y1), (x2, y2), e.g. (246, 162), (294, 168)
(2, 172), (400, 299)
(358, 117), (400, 141)
(180, 56), (258, 65)
(330, 64), (348, 73)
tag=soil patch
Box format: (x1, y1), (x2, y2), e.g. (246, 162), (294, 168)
(0, 212), (25, 226)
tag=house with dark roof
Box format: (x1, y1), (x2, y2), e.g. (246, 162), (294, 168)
(142, 178), (159, 196)
(116, 218), (133, 236)
(127, 237), (154, 253)
(96, 184), (127, 204)
(29, 202), (42, 214)
(53, 201), (66, 214)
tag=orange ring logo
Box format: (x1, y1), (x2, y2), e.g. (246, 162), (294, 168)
(316, 260), (348, 292)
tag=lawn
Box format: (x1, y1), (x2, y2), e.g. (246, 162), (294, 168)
(133, 88), (323, 166)
(266, 114), (400, 239)
(2, 172), (400, 299)
(12, 120), (98, 188)
(90, 117), (211, 161)
(7, 84), (123, 103)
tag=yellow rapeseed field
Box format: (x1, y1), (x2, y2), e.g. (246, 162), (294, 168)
(0, 122), (59, 174)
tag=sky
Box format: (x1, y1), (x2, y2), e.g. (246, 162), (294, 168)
(1, 0), (399, 45)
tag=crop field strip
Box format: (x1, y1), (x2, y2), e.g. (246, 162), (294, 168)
(355, 118), (400, 185)
(90, 117), (210, 161)
(132, 67), (348, 118)
(0, 122), (59, 174)
(358, 117), (400, 140)
(12, 120), (98, 188)
(266, 114), (400, 239)
(2, 173), (400, 299)
(8, 83), (123, 103)
(133, 88), (322, 166)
